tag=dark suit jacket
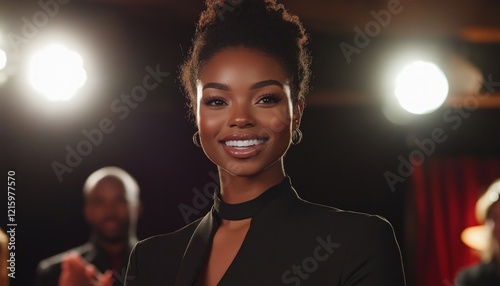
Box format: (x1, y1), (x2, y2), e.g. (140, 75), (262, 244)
(34, 241), (135, 286)
(125, 177), (406, 286)
(456, 259), (500, 286)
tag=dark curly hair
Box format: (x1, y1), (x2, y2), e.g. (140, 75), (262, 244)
(180, 0), (311, 113)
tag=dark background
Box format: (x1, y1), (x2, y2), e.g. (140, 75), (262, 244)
(1, 1), (500, 285)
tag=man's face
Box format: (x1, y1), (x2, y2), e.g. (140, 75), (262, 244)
(84, 177), (131, 244)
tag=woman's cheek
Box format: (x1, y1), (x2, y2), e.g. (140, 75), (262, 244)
(264, 105), (291, 133)
(268, 116), (287, 133)
(199, 110), (224, 136)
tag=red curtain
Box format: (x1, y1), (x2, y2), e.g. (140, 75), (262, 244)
(412, 157), (500, 286)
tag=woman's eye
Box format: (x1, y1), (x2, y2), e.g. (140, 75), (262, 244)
(203, 96), (227, 106)
(258, 94), (281, 104)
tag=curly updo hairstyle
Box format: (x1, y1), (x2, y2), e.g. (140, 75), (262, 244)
(180, 0), (311, 113)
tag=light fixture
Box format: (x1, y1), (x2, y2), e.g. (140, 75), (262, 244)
(394, 61), (449, 114)
(28, 44), (87, 101)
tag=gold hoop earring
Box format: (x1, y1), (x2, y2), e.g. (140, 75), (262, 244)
(291, 129), (303, 145)
(192, 131), (202, 148)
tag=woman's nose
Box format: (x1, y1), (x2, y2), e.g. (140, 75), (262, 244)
(228, 104), (255, 128)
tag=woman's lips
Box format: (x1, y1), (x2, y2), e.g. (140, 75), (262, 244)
(220, 138), (267, 159)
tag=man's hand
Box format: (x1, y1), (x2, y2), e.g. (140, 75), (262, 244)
(58, 253), (113, 286)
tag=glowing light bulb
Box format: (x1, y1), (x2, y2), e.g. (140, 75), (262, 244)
(29, 44), (87, 101)
(394, 61), (449, 114)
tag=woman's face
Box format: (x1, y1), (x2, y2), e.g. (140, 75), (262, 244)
(196, 47), (303, 177)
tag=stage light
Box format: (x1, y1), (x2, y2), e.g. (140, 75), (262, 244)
(394, 61), (449, 114)
(0, 49), (6, 70)
(28, 44), (87, 101)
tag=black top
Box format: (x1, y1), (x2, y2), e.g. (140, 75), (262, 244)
(125, 177), (406, 285)
(35, 240), (135, 286)
(456, 258), (500, 286)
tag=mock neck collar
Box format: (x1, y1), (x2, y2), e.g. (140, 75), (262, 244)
(213, 177), (290, 220)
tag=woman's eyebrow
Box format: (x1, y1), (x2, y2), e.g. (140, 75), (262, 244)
(202, 80), (283, 91)
(250, 80), (283, 90)
(202, 82), (230, 91)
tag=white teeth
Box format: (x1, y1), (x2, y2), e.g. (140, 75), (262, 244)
(225, 139), (264, 147)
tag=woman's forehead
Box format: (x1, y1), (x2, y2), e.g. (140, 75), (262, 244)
(198, 47), (288, 84)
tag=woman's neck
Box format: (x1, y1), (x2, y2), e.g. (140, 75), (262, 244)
(217, 162), (286, 204)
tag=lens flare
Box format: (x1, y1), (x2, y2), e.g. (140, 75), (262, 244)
(29, 44), (87, 101)
(394, 61), (449, 114)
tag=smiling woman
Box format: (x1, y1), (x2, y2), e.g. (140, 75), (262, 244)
(124, 1), (406, 285)
(195, 47), (297, 179)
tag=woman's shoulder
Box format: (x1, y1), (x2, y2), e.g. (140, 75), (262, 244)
(125, 217), (207, 285)
(133, 216), (203, 252)
(276, 195), (406, 284)
(293, 197), (394, 230)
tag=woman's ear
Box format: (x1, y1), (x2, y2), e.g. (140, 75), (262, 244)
(292, 98), (305, 129)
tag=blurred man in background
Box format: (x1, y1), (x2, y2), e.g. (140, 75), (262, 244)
(456, 179), (500, 285)
(35, 166), (141, 286)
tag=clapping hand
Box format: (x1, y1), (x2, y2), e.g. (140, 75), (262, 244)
(59, 253), (113, 286)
